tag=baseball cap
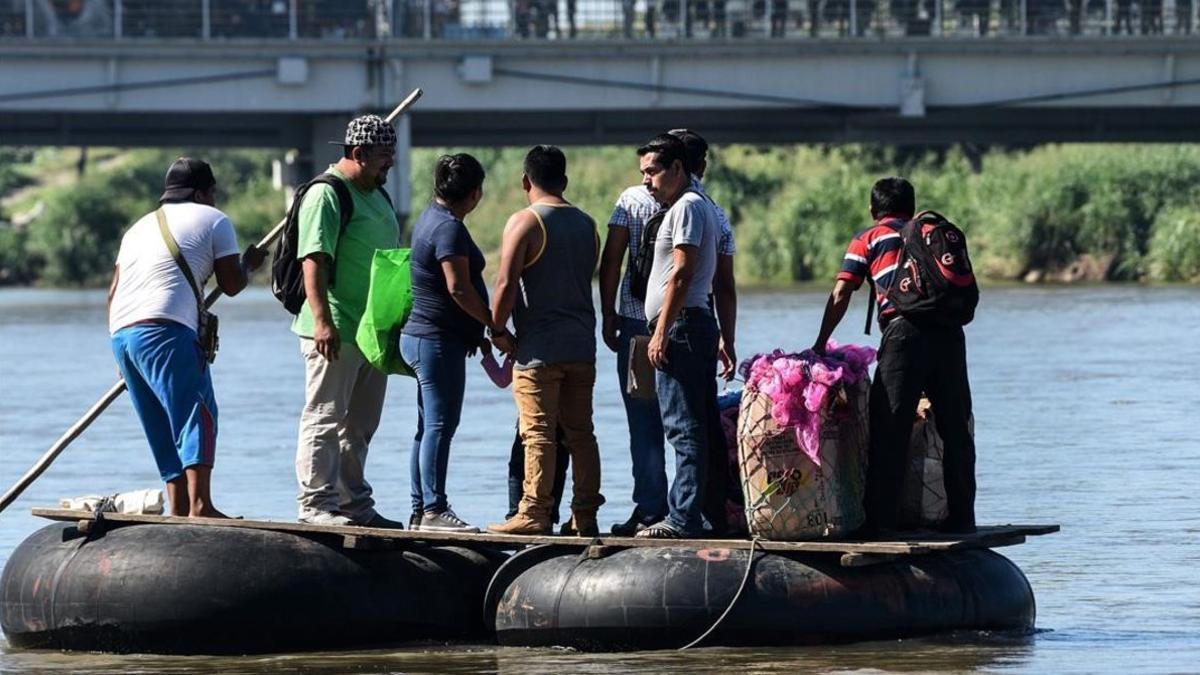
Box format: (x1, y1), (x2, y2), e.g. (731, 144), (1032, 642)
(159, 157), (216, 203)
(331, 114), (397, 147)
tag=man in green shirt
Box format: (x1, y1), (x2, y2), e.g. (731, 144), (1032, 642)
(293, 114), (403, 528)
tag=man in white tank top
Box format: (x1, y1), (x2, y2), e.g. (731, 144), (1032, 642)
(107, 157), (264, 518)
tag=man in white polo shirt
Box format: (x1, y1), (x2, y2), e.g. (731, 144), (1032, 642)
(633, 134), (722, 539)
(598, 128), (738, 536)
(107, 157), (264, 518)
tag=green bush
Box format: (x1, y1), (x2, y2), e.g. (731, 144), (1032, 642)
(967, 145), (1200, 280)
(0, 147), (35, 196)
(18, 148), (281, 286)
(6, 143), (1200, 287)
(1147, 204), (1200, 282)
(0, 227), (39, 284)
(221, 174), (287, 245)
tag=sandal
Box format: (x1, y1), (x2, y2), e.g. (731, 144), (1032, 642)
(634, 520), (684, 539)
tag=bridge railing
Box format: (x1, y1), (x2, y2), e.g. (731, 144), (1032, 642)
(0, 0), (1194, 40)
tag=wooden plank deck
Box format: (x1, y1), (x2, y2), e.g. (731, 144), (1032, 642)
(32, 508), (1058, 558)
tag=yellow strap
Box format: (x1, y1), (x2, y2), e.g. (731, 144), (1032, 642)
(524, 206), (548, 269)
(155, 208), (203, 306)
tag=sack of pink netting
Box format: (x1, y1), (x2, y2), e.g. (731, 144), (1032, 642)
(736, 343), (874, 540)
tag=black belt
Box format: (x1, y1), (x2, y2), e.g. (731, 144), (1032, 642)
(647, 306), (712, 333)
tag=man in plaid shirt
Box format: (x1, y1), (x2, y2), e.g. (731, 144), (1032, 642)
(598, 129), (738, 536)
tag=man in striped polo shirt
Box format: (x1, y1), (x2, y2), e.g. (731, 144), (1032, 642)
(811, 177), (977, 535)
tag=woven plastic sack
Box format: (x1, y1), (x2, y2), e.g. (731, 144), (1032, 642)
(737, 379), (869, 540)
(355, 248), (414, 376)
(898, 398), (974, 529)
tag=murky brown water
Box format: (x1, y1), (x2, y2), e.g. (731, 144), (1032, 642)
(2, 286), (1198, 674)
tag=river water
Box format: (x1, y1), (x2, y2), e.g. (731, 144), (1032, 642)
(0, 285), (1197, 674)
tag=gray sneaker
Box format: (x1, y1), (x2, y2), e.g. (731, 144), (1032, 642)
(419, 508), (479, 533)
(299, 511), (354, 527)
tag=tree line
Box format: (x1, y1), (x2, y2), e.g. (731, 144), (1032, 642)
(1, 143), (1197, 287)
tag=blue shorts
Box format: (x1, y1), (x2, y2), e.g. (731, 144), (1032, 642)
(111, 321), (218, 482)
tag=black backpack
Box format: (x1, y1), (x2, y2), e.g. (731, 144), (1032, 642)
(868, 210), (979, 332)
(270, 174), (391, 315)
(629, 189), (704, 302)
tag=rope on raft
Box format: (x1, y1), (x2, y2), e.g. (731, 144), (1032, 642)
(678, 535), (762, 651)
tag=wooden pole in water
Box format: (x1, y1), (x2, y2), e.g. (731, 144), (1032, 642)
(0, 89), (424, 517)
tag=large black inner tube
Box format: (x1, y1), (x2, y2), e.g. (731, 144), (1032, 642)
(1, 521), (507, 655)
(492, 545), (1035, 650)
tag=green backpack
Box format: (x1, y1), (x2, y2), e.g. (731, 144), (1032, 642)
(355, 248), (415, 376)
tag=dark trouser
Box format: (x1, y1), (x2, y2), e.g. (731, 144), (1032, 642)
(701, 374), (737, 534)
(506, 427), (570, 523)
(867, 316), (976, 531)
(654, 309), (721, 535)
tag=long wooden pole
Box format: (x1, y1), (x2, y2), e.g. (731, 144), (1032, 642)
(0, 89), (424, 516)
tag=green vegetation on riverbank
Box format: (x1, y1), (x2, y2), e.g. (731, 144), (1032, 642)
(2, 143), (1199, 287)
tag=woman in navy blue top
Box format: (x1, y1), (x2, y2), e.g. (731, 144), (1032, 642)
(400, 153), (498, 533)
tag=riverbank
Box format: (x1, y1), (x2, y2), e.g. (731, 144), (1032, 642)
(2, 143), (1198, 286)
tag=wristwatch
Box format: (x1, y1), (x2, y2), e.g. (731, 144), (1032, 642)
(487, 325), (509, 339)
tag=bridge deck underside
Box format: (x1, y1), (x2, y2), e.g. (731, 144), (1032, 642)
(3, 107), (1198, 147)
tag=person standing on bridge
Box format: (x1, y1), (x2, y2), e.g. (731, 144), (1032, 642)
(809, 177), (978, 535)
(598, 129), (737, 537)
(487, 145), (605, 537)
(108, 157), (265, 518)
(292, 115), (404, 529)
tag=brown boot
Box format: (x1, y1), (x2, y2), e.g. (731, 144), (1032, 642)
(560, 512), (599, 538)
(487, 512), (552, 535)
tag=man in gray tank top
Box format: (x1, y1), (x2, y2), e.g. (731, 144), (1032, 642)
(487, 145), (605, 536)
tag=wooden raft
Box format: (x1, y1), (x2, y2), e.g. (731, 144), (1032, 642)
(32, 508), (1058, 568)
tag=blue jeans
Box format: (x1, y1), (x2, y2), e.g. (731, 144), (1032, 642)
(399, 333), (468, 514)
(615, 315), (668, 520)
(111, 321), (217, 483)
(654, 310), (720, 535)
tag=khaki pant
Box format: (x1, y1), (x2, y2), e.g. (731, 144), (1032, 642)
(513, 361), (604, 520)
(295, 338), (387, 521)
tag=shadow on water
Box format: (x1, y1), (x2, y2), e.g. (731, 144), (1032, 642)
(0, 632), (1038, 674)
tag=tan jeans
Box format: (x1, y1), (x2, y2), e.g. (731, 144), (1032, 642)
(295, 338), (387, 521)
(513, 361), (605, 520)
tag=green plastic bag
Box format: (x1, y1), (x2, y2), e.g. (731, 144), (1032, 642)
(355, 248), (415, 376)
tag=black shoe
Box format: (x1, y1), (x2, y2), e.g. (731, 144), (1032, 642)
(408, 512), (423, 531)
(610, 509), (658, 536)
(851, 525), (902, 541)
(561, 518), (600, 538)
(704, 520), (731, 538)
(934, 521), (977, 536)
(357, 513), (405, 530)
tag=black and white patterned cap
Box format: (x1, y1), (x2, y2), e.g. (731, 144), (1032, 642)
(338, 114), (396, 147)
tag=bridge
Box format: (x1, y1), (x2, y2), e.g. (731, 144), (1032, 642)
(1, 0), (1198, 212)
